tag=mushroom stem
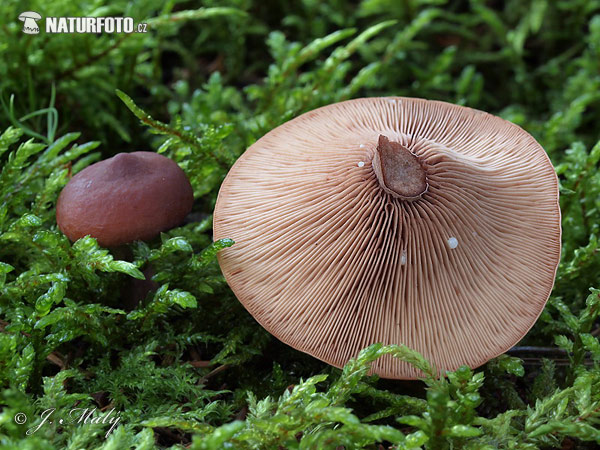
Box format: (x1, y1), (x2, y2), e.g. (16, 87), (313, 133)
(372, 135), (428, 201)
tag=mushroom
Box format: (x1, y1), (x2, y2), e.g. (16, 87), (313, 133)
(213, 97), (561, 379)
(57, 151), (194, 247)
(18, 11), (42, 34)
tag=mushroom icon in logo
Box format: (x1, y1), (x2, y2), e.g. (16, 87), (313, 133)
(18, 11), (42, 34)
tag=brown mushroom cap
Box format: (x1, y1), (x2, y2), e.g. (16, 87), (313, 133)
(213, 97), (561, 379)
(57, 151), (193, 247)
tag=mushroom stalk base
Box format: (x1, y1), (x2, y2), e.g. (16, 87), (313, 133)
(372, 135), (428, 201)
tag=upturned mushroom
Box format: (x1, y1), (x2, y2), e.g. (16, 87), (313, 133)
(213, 97), (561, 379)
(56, 151), (193, 247)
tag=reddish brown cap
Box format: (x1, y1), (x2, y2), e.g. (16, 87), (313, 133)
(57, 151), (193, 247)
(213, 97), (561, 379)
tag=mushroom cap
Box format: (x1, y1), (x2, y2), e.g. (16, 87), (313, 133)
(213, 97), (561, 379)
(18, 11), (41, 20)
(57, 151), (193, 247)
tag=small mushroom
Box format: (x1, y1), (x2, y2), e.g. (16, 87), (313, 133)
(213, 97), (561, 379)
(57, 151), (193, 247)
(18, 11), (42, 34)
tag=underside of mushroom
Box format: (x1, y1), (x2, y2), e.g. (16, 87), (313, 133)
(214, 97), (561, 379)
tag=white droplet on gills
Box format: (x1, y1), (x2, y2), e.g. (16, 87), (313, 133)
(359, 144), (365, 148)
(400, 249), (407, 265)
(357, 161), (365, 167)
(447, 237), (458, 249)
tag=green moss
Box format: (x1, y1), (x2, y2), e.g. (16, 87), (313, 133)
(2, 0), (600, 448)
